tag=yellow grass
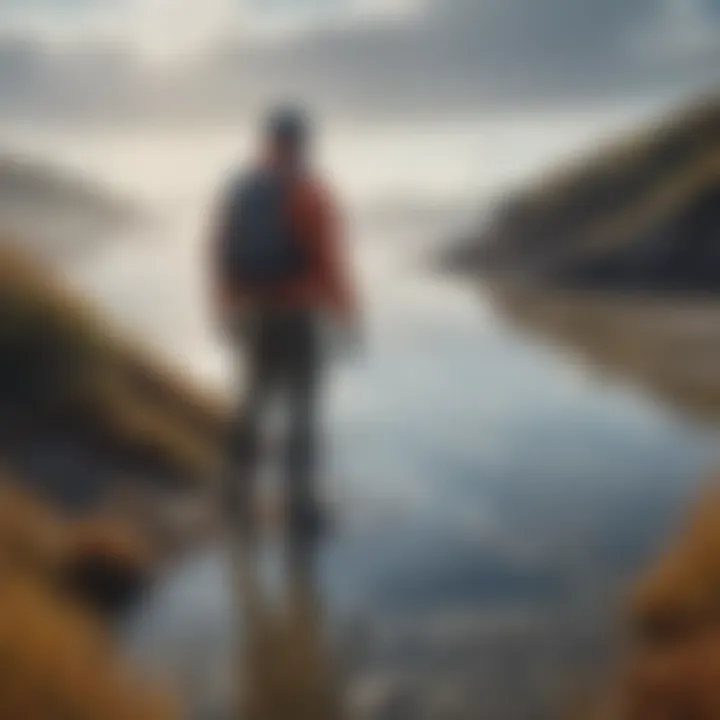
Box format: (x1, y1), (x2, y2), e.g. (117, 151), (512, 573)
(588, 481), (720, 719)
(632, 484), (720, 638)
(0, 477), (180, 720)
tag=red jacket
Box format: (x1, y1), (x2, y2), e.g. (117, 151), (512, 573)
(211, 165), (357, 320)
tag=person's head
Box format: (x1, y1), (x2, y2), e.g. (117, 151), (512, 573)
(264, 106), (312, 166)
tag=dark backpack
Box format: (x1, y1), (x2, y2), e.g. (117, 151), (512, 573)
(219, 168), (307, 288)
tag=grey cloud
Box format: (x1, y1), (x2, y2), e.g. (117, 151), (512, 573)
(183, 0), (720, 117)
(0, 37), (149, 120)
(0, 0), (719, 122)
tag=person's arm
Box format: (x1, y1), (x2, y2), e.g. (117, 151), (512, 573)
(207, 181), (240, 328)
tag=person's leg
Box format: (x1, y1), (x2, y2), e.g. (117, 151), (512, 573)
(226, 312), (277, 534)
(282, 310), (323, 543)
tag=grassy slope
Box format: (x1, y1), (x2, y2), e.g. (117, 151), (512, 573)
(0, 243), (227, 484)
(0, 241), (232, 717)
(581, 482), (720, 719)
(467, 94), (720, 278)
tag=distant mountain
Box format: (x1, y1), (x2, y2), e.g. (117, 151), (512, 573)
(444, 94), (720, 294)
(0, 153), (141, 259)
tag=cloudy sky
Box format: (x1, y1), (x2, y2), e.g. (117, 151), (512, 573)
(0, 0), (718, 122)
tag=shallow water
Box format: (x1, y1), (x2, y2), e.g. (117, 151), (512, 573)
(7, 112), (718, 717)
(122, 259), (716, 714)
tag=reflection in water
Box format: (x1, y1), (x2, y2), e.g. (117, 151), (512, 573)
(230, 535), (343, 720)
(487, 284), (720, 425)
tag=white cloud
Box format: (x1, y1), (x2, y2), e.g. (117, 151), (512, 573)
(0, 0), (429, 58)
(1, 0), (245, 58)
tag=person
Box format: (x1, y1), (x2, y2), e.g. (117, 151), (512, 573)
(210, 107), (358, 543)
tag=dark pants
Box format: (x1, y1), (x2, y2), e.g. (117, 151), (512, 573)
(228, 307), (322, 540)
